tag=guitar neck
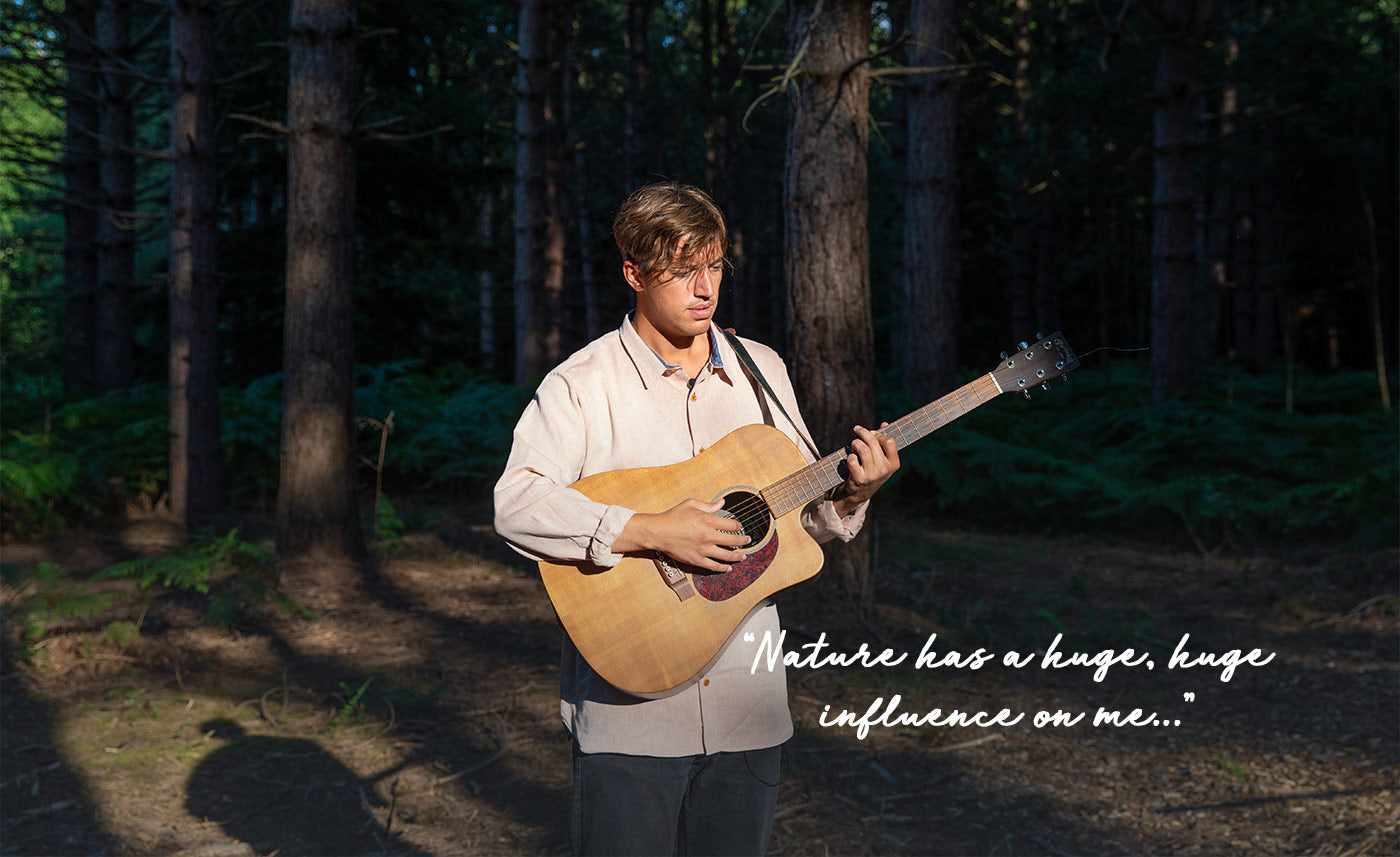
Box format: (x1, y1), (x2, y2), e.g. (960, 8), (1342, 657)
(762, 373), (1004, 517)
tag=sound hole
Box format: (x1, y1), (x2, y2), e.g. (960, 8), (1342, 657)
(716, 489), (772, 551)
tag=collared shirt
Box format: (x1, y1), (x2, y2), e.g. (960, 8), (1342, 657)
(494, 316), (867, 756)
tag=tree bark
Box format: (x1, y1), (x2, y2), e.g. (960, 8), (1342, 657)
(623, 0), (653, 189)
(901, 0), (960, 399)
(63, 0), (101, 394)
(168, 0), (223, 525)
(95, 0), (135, 391)
(1149, 0), (1221, 399)
(277, 0), (364, 560)
(513, 0), (563, 385)
(785, 0), (874, 604)
(1008, 0), (1035, 342)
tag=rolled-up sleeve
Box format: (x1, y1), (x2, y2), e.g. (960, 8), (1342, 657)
(493, 374), (636, 567)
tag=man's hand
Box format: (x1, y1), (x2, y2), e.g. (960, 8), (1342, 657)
(831, 423), (900, 518)
(613, 498), (750, 573)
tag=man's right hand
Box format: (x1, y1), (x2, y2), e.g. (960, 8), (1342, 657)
(612, 498), (750, 573)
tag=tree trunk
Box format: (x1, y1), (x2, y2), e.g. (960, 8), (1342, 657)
(1149, 0), (1220, 399)
(785, 0), (874, 605)
(277, 0), (364, 560)
(901, 0), (960, 399)
(95, 0), (134, 391)
(623, 0), (652, 189)
(477, 191), (497, 371)
(1008, 0), (1034, 342)
(168, 0), (223, 525)
(62, 0), (100, 395)
(513, 0), (563, 384)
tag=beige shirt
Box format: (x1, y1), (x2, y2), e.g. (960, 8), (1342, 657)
(493, 316), (867, 756)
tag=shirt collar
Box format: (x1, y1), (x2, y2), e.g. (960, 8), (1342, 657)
(618, 314), (731, 390)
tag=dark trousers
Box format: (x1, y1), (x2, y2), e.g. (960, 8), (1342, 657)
(571, 743), (782, 856)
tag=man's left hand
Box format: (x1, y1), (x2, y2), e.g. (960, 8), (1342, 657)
(831, 423), (900, 517)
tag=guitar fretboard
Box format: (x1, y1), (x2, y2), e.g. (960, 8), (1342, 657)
(762, 373), (1003, 518)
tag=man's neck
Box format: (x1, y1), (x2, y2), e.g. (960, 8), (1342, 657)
(629, 314), (711, 378)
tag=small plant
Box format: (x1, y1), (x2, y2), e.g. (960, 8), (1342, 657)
(0, 561), (113, 660)
(331, 677), (374, 726)
(372, 495), (407, 555)
(93, 528), (293, 632)
(1212, 756), (1249, 778)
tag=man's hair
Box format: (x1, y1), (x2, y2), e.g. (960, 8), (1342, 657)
(612, 182), (728, 276)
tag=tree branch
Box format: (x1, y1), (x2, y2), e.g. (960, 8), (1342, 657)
(229, 112), (291, 136)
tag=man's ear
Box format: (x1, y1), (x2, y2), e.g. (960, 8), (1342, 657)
(622, 260), (646, 294)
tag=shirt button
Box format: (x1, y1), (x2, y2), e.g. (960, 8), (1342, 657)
(703, 679), (710, 687)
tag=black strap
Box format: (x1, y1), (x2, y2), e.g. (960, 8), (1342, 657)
(718, 327), (821, 459)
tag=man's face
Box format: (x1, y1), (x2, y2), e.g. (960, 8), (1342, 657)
(625, 242), (725, 342)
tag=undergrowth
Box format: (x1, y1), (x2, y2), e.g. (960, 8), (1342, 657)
(2, 363), (1393, 551)
(881, 363), (1398, 551)
(0, 529), (304, 662)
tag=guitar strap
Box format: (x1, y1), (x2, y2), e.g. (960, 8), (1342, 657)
(718, 327), (821, 460)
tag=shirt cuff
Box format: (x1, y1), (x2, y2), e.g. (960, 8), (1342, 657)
(587, 504), (636, 567)
(811, 498), (867, 543)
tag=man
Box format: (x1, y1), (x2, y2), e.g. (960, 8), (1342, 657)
(494, 182), (898, 855)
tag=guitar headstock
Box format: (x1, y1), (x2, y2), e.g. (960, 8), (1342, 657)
(990, 332), (1079, 395)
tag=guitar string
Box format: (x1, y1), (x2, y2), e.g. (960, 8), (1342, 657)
(717, 373), (1005, 526)
(725, 351), (1071, 522)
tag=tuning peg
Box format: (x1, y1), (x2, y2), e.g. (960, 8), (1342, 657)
(1041, 382), (1050, 391)
(1035, 331), (1044, 340)
(1000, 351), (1009, 360)
(1019, 341), (1029, 350)
(1022, 390), (1032, 400)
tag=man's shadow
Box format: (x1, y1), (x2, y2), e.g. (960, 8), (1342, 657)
(187, 719), (427, 856)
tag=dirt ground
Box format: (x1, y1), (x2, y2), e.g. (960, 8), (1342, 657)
(2, 506), (1397, 857)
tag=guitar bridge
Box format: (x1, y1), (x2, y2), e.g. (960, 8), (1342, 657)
(652, 553), (697, 602)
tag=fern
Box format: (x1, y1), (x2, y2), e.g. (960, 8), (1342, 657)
(0, 561), (114, 654)
(884, 365), (1398, 548)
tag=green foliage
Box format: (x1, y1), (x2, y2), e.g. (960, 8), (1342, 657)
(887, 365), (1399, 550)
(1, 377), (168, 536)
(220, 374), (284, 510)
(0, 561), (113, 653)
(94, 527), (271, 594)
(331, 676), (374, 727)
(372, 495), (407, 555)
(354, 361), (531, 489)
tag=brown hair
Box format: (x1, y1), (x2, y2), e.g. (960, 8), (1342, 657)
(611, 182), (728, 276)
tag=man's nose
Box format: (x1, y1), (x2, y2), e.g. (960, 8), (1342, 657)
(694, 267), (717, 297)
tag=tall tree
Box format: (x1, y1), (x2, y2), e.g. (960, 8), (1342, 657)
(94, 0), (135, 391)
(1147, 0), (1221, 399)
(277, 0), (364, 559)
(623, 0), (653, 188)
(512, 0), (564, 385)
(900, 0), (960, 399)
(784, 0), (875, 602)
(168, 0), (222, 524)
(62, 0), (101, 393)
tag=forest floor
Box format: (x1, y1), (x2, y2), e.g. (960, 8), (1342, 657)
(2, 502), (1397, 857)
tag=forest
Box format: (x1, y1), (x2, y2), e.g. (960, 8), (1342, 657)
(0, 1), (1397, 855)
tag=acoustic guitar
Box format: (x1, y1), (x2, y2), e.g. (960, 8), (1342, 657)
(538, 332), (1080, 695)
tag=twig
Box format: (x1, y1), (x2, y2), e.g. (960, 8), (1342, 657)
(229, 112), (290, 136)
(259, 687), (281, 728)
(434, 714), (509, 784)
(0, 762), (62, 790)
(366, 124), (455, 143)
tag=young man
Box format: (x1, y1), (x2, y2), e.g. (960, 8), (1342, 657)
(494, 182), (898, 855)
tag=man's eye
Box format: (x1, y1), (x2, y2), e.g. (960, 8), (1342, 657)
(708, 263), (724, 274)
(673, 267), (696, 279)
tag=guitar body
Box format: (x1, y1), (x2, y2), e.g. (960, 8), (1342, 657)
(538, 423), (825, 697)
(534, 332), (1081, 698)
